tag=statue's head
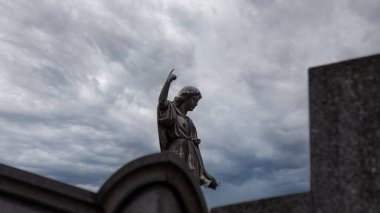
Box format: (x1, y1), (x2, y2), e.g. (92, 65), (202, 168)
(174, 86), (202, 111)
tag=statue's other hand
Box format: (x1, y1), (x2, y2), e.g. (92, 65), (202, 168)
(167, 69), (177, 83)
(209, 178), (218, 190)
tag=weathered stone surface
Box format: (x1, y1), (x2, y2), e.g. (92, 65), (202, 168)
(211, 192), (311, 213)
(118, 184), (183, 213)
(309, 54), (380, 213)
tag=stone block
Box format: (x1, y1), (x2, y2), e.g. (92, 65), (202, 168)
(309, 54), (380, 213)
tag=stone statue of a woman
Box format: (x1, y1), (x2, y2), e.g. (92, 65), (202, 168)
(157, 69), (218, 189)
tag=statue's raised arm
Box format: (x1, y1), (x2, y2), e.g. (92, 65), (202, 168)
(157, 70), (218, 189)
(158, 69), (176, 110)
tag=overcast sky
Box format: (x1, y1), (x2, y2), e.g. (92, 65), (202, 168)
(0, 0), (379, 208)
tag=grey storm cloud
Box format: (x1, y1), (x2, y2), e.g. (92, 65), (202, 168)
(1, 0), (380, 208)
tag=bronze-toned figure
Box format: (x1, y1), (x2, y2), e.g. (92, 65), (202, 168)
(157, 69), (218, 189)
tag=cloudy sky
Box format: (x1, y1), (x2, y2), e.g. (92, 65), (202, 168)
(0, 0), (379, 208)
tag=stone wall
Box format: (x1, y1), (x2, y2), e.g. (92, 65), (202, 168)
(211, 192), (311, 213)
(0, 163), (100, 213)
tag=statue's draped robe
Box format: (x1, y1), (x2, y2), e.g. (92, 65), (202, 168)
(157, 101), (206, 184)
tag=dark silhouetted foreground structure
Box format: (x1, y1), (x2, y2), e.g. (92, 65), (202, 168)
(0, 54), (379, 212)
(0, 153), (208, 213)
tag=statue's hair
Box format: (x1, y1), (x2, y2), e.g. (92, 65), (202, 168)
(174, 86), (202, 107)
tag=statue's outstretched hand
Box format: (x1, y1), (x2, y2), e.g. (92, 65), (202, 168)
(208, 176), (219, 190)
(209, 178), (218, 190)
(166, 69), (177, 83)
(203, 172), (218, 189)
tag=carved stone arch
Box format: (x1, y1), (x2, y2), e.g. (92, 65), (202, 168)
(98, 152), (208, 213)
